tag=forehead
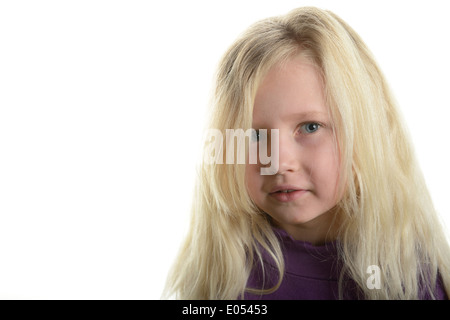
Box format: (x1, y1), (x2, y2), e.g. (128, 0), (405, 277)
(253, 55), (327, 125)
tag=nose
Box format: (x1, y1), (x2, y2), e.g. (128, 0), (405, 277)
(276, 132), (300, 175)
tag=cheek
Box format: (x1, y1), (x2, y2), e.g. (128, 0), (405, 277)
(245, 164), (263, 202)
(309, 143), (340, 199)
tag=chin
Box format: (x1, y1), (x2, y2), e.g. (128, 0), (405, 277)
(275, 206), (333, 224)
(272, 212), (319, 226)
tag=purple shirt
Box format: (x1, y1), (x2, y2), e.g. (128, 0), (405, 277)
(244, 228), (448, 300)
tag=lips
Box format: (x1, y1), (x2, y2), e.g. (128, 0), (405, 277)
(269, 185), (308, 202)
(269, 185), (304, 194)
(272, 189), (297, 193)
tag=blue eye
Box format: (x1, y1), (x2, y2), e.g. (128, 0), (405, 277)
(251, 129), (268, 142)
(301, 122), (321, 134)
(251, 129), (260, 142)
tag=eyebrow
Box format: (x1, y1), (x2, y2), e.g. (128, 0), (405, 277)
(287, 111), (328, 119)
(252, 111), (328, 127)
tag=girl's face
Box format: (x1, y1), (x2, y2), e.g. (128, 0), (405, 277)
(245, 55), (341, 244)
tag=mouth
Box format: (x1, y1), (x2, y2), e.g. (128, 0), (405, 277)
(269, 186), (308, 202)
(269, 185), (304, 193)
(272, 189), (298, 193)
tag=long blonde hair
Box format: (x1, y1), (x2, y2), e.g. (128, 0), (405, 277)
(163, 7), (450, 299)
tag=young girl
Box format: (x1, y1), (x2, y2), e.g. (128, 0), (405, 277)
(164, 7), (450, 299)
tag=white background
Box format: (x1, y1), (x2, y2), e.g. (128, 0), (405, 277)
(0, 0), (449, 299)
